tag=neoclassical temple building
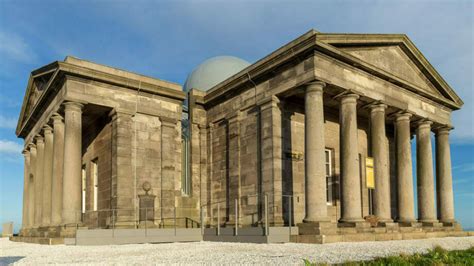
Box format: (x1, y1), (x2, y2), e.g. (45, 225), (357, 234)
(16, 30), (465, 243)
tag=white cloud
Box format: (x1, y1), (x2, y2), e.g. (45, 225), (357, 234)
(452, 163), (474, 174)
(0, 115), (18, 129)
(0, 140), (23, 155)
(0, 31), (37, 64)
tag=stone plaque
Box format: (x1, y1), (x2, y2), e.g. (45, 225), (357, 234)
(139, 194), (156, 222)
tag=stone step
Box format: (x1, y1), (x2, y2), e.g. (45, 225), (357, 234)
(10, 236), (64, 245)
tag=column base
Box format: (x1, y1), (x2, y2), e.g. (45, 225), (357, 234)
(398, 221), (422, 228)
(439, 219), (456, 226)
(418, 219), (439, 225)
(377, 221), (398, 228)
(420, 220), (443, 227)
(338, 217), (366, 224)
(338, 220), (370, 228)
(303, 216), (331, 224)
(298, 221), (337, 235)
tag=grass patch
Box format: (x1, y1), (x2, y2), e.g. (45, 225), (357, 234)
(304, 246), (474, 265)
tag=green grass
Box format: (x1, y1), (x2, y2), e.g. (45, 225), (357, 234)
(304, 246), (474, 265)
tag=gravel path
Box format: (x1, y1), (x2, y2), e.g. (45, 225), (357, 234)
(1, 237), (473, 265)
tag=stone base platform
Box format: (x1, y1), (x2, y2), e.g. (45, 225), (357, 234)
(10, 236), (66, 245)
(292, 222), (471, 244)
(18, 226), (82, 238)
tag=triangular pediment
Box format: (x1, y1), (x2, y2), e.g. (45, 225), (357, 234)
(16, 63), (59, 136)
(317, 34), (463, 109)
(339, 45), (442, 97)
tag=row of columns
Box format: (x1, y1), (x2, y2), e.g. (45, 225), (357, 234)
(22, 101), (83, 228)
(303, 81), (455, 225)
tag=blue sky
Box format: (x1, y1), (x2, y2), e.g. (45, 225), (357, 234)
(0, 0), (472, 232)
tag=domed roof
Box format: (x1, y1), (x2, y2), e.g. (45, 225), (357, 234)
(184, 56), (250, 92)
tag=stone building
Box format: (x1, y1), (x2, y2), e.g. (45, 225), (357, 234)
(17, 30), (464, 242)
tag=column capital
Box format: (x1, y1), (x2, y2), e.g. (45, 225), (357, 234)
(27, 143), (36, 150)
(35, 135), (44, 143)
(160, 116), (177, 128)
(42, 125), (53, 135)
(227, 111), (242, 123)
(63, 101), (84, 112)
(394, 112), (412, 122)
(22, 148), (30, 156)
(258, 95), (280, 110)
(339, 93), (359, 104)
(51, 113), (64, 123)
(369, 103), (388, 113)
(108, 109), (133, 121)
(416, 119), (433, 129)
(435, 126), (453, 136)
(305, 81), (326, 93)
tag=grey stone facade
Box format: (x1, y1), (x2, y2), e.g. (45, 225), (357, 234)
(16, 30), (463, 241)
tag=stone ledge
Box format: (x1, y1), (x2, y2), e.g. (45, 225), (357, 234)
(10, 236), (64, 245)
(291, 229), (470, 244)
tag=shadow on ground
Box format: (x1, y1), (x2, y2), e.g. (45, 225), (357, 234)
(0, 256), (25, 265)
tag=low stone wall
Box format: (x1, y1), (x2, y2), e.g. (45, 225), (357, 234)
(292, 222), (472, 244)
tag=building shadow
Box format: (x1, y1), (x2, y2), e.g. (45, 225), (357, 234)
(0, 256), (25, 265)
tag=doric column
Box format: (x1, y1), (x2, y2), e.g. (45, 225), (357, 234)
(42, 125), (54, 226)
(160, 117), (177, 223)
(62, 102), (83, 224)
(27, 143), (36, 227)
(51, 113), (65, 225)
(395, 113), (416, 222)
(339, 93), (364, 223)
(34, 135), (45, 227)
(436, 127), (455, 223)
(369, 104), (392, 222)
(227, 112), (241, 226)
(110, 110), (134, 226)
(260, 96), (285, 225)
(22, 148), (31, 228)
(303, 82), (329, 223)
(416, 120), (437, 223)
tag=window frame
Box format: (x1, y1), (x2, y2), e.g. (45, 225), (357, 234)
(325, 148), (334, 205)
(81, 165), (86, 214)
(92, 158), (98, 211)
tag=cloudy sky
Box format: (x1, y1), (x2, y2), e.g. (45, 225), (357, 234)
(0, 0), (472, 232)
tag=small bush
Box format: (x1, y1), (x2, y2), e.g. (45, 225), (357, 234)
(304, 246), (474, 265)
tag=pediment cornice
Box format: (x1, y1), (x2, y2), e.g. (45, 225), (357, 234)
(16, 58), (185, 138)
(316, 33), (463, 109)
(204, 31), (463, 111)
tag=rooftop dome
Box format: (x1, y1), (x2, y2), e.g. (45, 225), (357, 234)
(184, 56), (250, 92)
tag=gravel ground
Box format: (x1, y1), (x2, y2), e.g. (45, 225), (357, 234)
(1, 236), (473, 265)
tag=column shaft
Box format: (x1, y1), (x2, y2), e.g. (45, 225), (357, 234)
(227, 112), (241, 225)
(51, 113), (65, 225)
(436, 127), (455, 223)
(62, 102), (83, 224)
(370, 104), (392, 222)
(34, 135), (45, 227)
(416, 121), (437, 223)
(395, 113), (416, 222)
(260, 96), (285, 225)
(339, 93), (363, 223)
(110, 110), (135, 226)
(160, 117), (177, 222)
(27, 144), (36, 227)
(42, 126), (54, 225)
(22, 149), (31, 228)
(303, 82), (329, 223)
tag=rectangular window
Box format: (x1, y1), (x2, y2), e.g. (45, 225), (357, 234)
(181, 138), (191, 195)
(92, 159), (98, 211)
(81, 165), (86, 214)
(325, 149), (334, 205)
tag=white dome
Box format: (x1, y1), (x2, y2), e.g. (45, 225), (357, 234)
(184, 56), (250, 92)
